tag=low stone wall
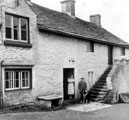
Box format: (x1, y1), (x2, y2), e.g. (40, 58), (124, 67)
(106, 59), (129, 103)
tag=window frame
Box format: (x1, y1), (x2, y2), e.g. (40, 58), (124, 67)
(21, 70), (30, 89)
(87, 41), (94, 52)
(88, 71), (94, 87)
(5, 13), (30, 43)
(5, 68), (32, 91)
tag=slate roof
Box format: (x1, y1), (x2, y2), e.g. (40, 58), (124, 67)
(28, 2), (129, 47)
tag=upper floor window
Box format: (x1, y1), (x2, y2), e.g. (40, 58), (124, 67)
(87, 42), (94, 52)
(5, 13), (29, 42)
(121, 47), (125, 56)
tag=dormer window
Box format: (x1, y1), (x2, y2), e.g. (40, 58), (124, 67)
(5, 13), (29, 42)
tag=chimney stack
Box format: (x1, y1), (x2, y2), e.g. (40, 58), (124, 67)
(60, 0), (76, 16)
(90, 14), (101, 27)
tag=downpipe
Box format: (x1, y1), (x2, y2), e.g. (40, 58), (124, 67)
(0, 60), (4, 109)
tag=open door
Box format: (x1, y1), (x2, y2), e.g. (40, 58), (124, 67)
(108, 45), (113, 65)
(63, 68), (75, 100)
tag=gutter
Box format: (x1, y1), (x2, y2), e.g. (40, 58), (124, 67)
(0, 60), (4, 109)
(38, 25), (129, 48)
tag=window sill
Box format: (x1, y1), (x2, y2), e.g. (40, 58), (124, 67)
(4, 40), (32, 48)
(87, 51), (94, 53)
(5, 88), (32, 92)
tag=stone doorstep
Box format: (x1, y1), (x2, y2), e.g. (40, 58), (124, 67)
(37, 94), (63, 108)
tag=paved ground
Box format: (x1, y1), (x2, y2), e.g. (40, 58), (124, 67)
(0, 103), (129, 120)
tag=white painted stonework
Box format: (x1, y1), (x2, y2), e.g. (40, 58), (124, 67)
(0, 0), (129, 106)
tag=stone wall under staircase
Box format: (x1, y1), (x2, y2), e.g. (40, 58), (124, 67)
(87, 66), (112, 102)
(87, 59), (129, 104)
(104, 59), (129, 103)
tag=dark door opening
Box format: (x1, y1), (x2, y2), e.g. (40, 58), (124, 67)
(108, 45), (113, 65)
(63, 68), (75, 100)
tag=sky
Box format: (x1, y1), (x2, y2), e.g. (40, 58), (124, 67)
(31, 0), (129, 43)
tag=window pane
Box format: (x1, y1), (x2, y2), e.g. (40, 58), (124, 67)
(87, 42), (94, 52)
(22, 72), (25, 79)
(121, 48), (125, 56)
(22, 71), (30, 88)
(5, 72), (9, 80)
(14, 71), (19, 88)
(13, 17), (19, 29)
(14, 29), (19, 40)
(21, 30), (27, 40)
(5, 14), (12, 39)
(6, 28), (12, 39)
(5, 14), (11, 27)
(88, 72), (90, 83)
(5, 71), (13, 89)
(5, 72), (10, 89)
(26, 72), (29, 86)
(91, 72), (94, 84)
(22, 72), (26, 87)
(87, 42), (91, 51)
(6, 81), (9, 88)
(21, 18), (27, 30)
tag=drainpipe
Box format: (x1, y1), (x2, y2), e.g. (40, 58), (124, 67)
(0, 60), (4, 109)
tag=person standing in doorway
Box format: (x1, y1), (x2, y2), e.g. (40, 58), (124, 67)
(68, 73), (75, 99)
(78, 78), (87, 103)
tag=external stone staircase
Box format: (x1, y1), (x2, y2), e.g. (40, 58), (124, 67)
(87, 66), (112, 102)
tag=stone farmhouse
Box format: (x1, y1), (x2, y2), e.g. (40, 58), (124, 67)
(0, 0), (129, 107)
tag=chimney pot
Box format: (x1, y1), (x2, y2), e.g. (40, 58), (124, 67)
(61, 0), (75, 16)
(90, 14), (101, 27)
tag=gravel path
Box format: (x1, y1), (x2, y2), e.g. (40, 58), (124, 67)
(0, 103), (129, 120)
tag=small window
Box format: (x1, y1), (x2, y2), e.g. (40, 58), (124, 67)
(121, 47), (125, 56)
(5, 68), (32, 91)
(87, 42), (94, 52)
(5, 13), (29, 42)
(88, 71), (94, 86)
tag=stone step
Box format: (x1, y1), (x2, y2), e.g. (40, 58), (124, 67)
(89, 92), (106, 97)
(91, 87), (108, 92)
(87, 66), (112, 102)
(95, 82), (107, 86)
(99, 77), (107, 79)
(90, 91), (107, 95)
(90, 97), (104, 102)
(96, 80), (106, 83)
(93, 84), (107, 89)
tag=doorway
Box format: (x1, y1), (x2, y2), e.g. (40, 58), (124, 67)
(108, 45), (113, 65)
(63, 68), (75, 100)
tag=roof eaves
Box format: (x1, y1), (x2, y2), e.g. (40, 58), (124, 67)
(38, 24), (129, 48)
